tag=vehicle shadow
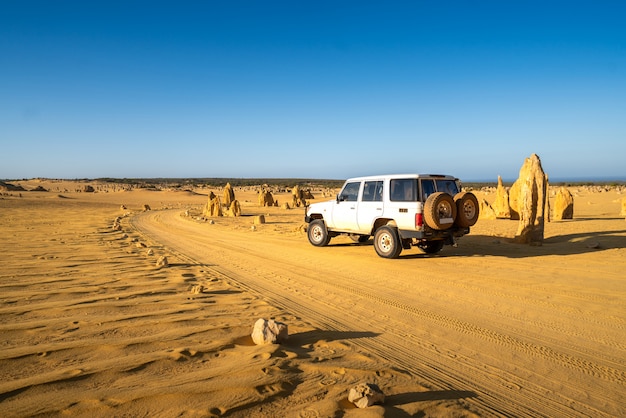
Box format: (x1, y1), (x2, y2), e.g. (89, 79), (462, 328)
(287, 330), (380, 346)
(327, 226), (626, 259)
(398, 229), (626, 259)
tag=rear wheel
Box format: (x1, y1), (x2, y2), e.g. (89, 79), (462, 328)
(424, 192), (457, 230)
(374, 226), (402, 258)
(454, 192), (479, 227)
(418, 240), (444, 254)
(307, 220), (330, 247)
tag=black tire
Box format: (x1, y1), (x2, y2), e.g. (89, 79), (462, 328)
(418, 240), (444, 254)
(454, 192), (479, 227)
(349, 234), (370, 243)
(307, 219), (330, 247)
(423, 192), (457, 230)
(374, 226), (402, 258)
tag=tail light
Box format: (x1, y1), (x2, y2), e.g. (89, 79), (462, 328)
(415, 213), (423, 228)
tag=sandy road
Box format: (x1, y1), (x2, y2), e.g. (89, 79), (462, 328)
(131, 208), (625, 417)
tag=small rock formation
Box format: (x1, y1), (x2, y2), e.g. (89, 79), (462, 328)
(508, 179), (522, 220)
(348, 383), (385, 408)
(223, 182), (235, 207)
(291, 185), (307, 208)
(156, 256), (168, 268)
(258, 189), (275, 207)
(620, 197), (626, 217)
(254, 215), (266, 225)
(553, 187), (574, 220)
(120, 204), (127, 210)
(251, 318), (288, 345)
(493, 176), (511, 218)
(513, 154), (549, 245)
(190, 284), (204, 294)
(146, 249), (154, 256)
(478, 199), (497, 220)
(83, 185), (95, 193)
(203, 192), (223, 217)
(227, 200), (241, 217)
(143, 204), (151, 211)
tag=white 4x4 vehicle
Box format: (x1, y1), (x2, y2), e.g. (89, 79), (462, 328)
(304, 174), (479, 258)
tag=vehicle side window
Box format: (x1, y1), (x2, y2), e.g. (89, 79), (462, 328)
(338, 181), (361, 202)
(362, 181), (383, 202)
(421, 179), (436, 201)
(436, 180), (459, 195)
(390, 179), (418, 201)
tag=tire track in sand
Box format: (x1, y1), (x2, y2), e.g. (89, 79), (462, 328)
(131, 209), (624, 418)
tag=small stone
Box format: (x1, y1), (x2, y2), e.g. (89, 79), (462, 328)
(251, 318), (288, 345)
(146, 249), (154, 256)
(156, 256), (169, 268)
(348, 383), (385, 408)
(190, 285), (204, 294)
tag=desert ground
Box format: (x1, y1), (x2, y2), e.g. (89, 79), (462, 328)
(0, 178), (624, 417)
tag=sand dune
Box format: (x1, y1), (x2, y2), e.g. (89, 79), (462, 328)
(0, 180), (624, 417)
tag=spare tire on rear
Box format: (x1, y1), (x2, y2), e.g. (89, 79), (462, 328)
(453, 192), (479, 227)
(423, 192), (456, 230)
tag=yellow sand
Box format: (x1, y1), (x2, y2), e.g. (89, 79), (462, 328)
(1, 179), (624, 417)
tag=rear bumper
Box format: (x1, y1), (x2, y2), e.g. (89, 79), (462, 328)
(398, 227), (470, 240)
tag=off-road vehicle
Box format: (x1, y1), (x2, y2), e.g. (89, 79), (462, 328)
(304, 174), (479, 258)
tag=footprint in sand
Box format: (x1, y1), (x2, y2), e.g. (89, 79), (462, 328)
(298, 409), (321, 418)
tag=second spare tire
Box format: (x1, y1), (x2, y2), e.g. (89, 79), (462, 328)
(454, 192), (480, 227)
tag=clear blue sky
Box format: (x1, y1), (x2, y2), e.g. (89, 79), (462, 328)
(1, 1), (625, 181)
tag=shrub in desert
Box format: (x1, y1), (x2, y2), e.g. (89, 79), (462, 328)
(513, 153), (549, 245)
(553, 187), (574, 220)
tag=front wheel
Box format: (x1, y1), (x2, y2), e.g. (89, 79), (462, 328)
(307, 220), (331, 247)
(374, 226), (402, 258)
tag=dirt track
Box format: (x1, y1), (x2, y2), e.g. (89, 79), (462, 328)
(131, 207), (626, 417)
